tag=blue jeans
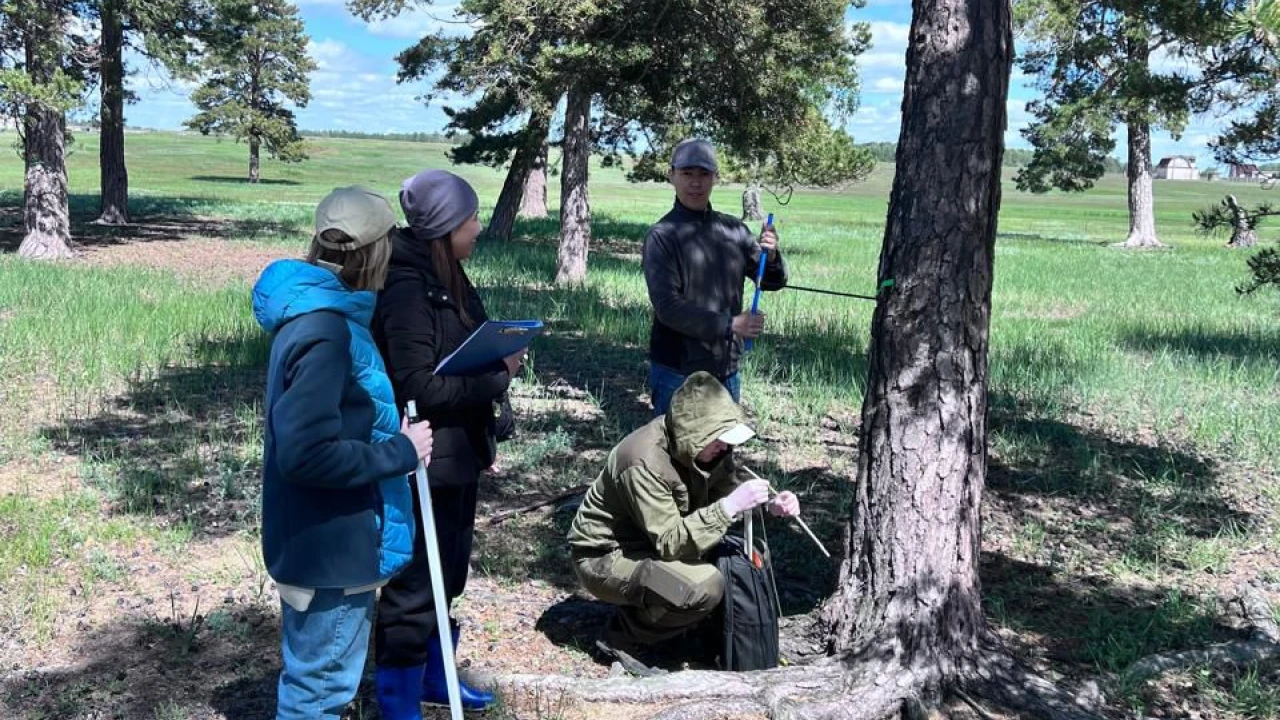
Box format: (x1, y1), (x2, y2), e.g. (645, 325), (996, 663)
(277, 588), (376, 720)
(649, 363), (741, 417)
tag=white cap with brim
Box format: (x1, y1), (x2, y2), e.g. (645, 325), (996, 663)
(314, 186), (397, 251)
(718, 423), (755, 446)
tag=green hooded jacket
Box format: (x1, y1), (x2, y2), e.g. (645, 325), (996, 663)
(567, 373), (747, 561)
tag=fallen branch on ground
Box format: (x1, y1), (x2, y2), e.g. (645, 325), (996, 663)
(485, 484), (589, 526)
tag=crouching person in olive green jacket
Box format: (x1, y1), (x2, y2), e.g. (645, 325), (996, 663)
(566, 371), (800, 659)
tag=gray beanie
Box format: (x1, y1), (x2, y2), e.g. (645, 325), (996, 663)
(399, 169), (479, 240)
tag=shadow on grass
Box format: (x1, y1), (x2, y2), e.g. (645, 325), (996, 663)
(507, 215), (650, 247)
(1116, 326), (1280, 366)
(985, 337), (1252, 569)
(0, 602), (289, 720)
(981, 553), (1244, 674)
(0, 191), (302, 253)
(38, 336), (269, 538)
(190, 176), (302, 186)
(997, 231), (1108, 247)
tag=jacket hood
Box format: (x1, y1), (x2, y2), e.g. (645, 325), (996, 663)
(388, 228), (443, 282)
(665, 371), (749, 471)
(252, 259), (376, 333)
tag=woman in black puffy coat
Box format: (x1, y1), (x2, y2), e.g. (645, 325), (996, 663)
(370, 169), (522, 719)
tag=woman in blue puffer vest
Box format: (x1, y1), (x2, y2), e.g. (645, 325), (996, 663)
(251, 186), (434, 720)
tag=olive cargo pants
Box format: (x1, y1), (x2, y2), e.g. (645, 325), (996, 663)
(573, 548), (724, 645)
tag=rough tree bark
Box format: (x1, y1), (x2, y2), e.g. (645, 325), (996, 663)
(1224, 195), (1259, 248)
(742, 181), (764, 221)
(554, 88), (591, 286)
(18, 4), (74, 260)
(96, 0), (130, 225)
(487, 107), (552, 242)
(1118, 109), (1164, 247)
(819, 0), (1009, 684)
(1119, 118), (1163, 248)
(248, 134), (261, 184)
(519, 128), (549, 219)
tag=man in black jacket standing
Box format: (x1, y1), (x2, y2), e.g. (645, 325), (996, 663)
(643, 138), (789, 416)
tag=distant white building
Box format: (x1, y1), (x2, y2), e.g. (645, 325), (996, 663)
(1154, 155), (1198, 180)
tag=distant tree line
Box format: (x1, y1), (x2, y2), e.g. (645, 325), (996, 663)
(858, 141), (1125, 173)
(299, 129), (467, 144)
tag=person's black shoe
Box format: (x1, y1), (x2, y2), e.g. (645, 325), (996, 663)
(593, 614), (666, 677)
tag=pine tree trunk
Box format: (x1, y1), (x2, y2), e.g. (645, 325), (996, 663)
(1119, 111), (1164, 248)
(18, 4), (73, 261)
(489, 164), (525, 242)
(249, 135), (261, 184)
(555, 89), (591, 286)
(821, 0), (1012, 683)
(519, 131), (549, 219)
(1224, 195), (1259, 248)
(96, 0), (129, 225)
(741, 181), (764, 221)
(487, 106), (552, 241)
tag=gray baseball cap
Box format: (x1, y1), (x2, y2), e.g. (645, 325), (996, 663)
(670, 138), (718, 173)
(314, 186), (397, 251)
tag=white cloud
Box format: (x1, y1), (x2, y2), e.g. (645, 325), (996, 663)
(308, 38), (370, 72)
(860, 52), (907, 71)
(124, 36), (464, 133)
(867, 20), (910, 47)
(364, 4), (474, 39)
(1007, 98), (1030, 125)
(856, 21), (911, 102)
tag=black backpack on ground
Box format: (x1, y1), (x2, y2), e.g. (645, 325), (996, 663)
(710, 526), (780, 671)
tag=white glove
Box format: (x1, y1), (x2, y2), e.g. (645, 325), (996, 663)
(721, 479), (770, 517)
(767, 490), (800, 518)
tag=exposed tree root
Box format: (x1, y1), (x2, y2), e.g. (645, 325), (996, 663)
(90, 211), (129, 227)
(496, 658), (910, 720)
(649, 699), (769, 720)
(1125, 585), (1280, 683)
(1128, 640), (1280, 683)
(953, 689), (998, 720)
(494, 640), (1115, 720)
(962, 643), (1105, 720)
(1113, 236), (1167, 249)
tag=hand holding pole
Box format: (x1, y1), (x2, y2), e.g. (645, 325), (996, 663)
(742, 465), (831, 559)
(745, 213), (772, 352)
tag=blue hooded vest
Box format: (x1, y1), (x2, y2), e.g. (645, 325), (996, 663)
(252, 259), (416, 588)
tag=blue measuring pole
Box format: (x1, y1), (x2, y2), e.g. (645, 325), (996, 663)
(744, 213), (772, 351)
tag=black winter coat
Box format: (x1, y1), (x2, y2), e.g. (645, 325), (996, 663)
(373, 230), (511, 487)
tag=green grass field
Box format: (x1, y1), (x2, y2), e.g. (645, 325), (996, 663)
(1, 129), (1279, 718)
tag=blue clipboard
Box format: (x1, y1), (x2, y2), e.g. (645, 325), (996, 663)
(433, 320), (545, 376)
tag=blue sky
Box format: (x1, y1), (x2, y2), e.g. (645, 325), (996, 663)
(123, 0), (1226, 168)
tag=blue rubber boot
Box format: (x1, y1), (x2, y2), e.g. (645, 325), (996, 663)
(376, 664), (426, 720)
(421, 626), (495, 711)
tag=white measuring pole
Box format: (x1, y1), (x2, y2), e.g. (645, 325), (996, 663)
(406, 401), (463, 720)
